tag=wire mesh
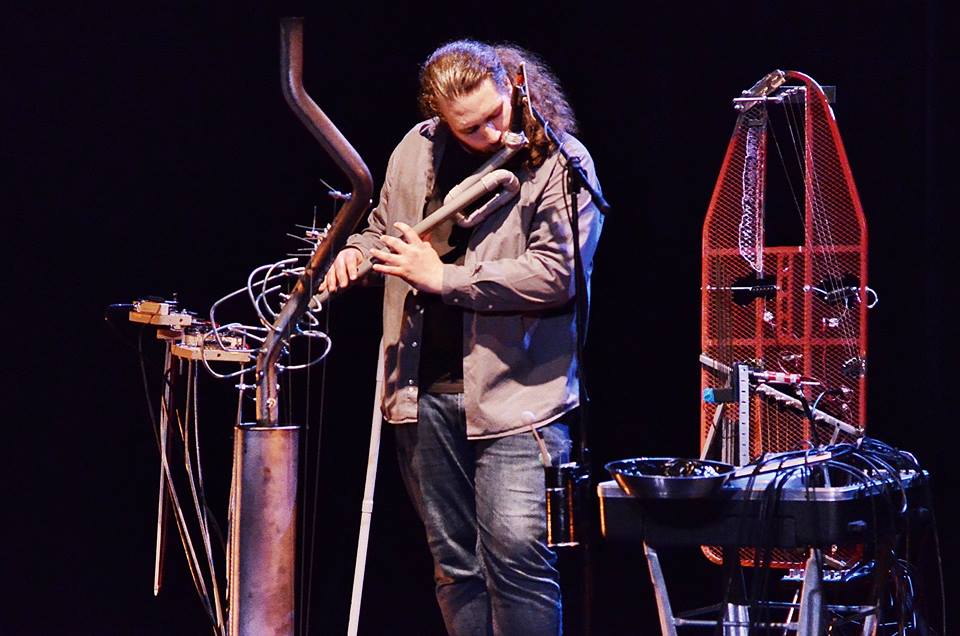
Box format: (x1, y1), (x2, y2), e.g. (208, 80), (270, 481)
(699, 72), (869, 569)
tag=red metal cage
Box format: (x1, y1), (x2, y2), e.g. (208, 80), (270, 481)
(700, 71), (869, 568)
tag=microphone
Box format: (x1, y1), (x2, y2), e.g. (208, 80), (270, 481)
(500, 65), (529, 149)
(510, 64), (526, 133)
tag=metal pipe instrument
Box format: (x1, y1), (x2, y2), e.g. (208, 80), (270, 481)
(310, 133), (526, 308)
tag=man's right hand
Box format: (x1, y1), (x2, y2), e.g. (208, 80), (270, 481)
(321, 247), (365, 293)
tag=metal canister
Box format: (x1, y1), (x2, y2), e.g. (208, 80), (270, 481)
(545, 462), (587, 547)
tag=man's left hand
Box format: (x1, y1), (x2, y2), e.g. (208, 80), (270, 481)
(370, 222), (444, 294)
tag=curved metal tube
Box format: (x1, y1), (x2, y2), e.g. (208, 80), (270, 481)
(256, 18), (373, 425)
(452, 168), (520, 228)
(310, 145), (525, 308)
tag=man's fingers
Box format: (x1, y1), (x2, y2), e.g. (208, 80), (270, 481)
(324, 248), (365, 292)
(372, 263), (401, 276)
(323, 269), (337, 292)
(380, 235), (406, 253)
(332, 257), (345, 287)
(394, 222), (421, 244)
(370, 247), (399, 265)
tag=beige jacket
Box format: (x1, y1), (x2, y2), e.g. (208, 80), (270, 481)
(346, 119), (604, 438)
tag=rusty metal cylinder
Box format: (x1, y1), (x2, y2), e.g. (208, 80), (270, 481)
(545, 462), (588, 547)
(228, 425), (300, 636)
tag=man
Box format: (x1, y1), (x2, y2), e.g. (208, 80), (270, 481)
(322, 40), (603, 636)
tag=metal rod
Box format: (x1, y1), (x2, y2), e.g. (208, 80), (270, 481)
(643, 542), (679, 636)
(153, 340), (175, 595)
(700, 354), (861, 436)
(256, 17), (373, 426)
(231, 18), (371, 636)
(798, 550), (825, 636)
(347, 340), (386, 635)
(700, 403), (725, 460)
(674, 618), (797, 629)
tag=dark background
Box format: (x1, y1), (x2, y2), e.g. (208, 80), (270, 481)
(5, 2), (956, 634)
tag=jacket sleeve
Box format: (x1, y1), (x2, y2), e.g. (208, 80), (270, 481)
(440, 147), (604, 313)
(344, 145), (400, 259)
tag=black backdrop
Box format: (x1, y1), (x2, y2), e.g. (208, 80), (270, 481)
(5, 2), (957, 634)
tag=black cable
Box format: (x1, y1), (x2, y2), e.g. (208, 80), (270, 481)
(754, 463), (799, 629)
(911, 467), (945, 635)
(717, 455), (766, 633)
(801, 449), (829, 632)
(823, 449), (893, 630)
(137, 328), (163, 449)
(840, 439), (933, 633)
(727, 452), (797, 632)
(722, 436), (938, 633)
(104, 303), (144, 355)
(712, 454), (788, 632)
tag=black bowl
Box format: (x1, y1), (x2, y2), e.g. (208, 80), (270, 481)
(605, 457), (735, 499)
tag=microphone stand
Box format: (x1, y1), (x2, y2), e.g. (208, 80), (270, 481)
(515, 65), (610, 636)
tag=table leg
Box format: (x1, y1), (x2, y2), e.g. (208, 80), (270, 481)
(643, 542), (678, 636)
(798, 549), (825, 636)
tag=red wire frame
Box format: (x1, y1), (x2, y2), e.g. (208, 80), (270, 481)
(699, 71), (868, 568)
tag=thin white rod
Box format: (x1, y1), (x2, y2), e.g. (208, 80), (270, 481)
(347, 338), (386, 636)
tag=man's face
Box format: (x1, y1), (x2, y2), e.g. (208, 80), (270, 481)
(437, 77), (512, 154)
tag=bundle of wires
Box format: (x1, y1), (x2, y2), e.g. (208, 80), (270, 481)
(712, 436), (943, 635)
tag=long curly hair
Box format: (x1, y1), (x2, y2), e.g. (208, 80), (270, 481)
(418, 40), (577, 169)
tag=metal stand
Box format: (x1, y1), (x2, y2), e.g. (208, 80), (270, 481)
(641, 543), (879, 635)
(798, 550), (824, 636)
(153, 332), (178, 595)
(644, 542), (678, 636)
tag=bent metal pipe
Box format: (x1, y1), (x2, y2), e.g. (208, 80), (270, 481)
(309, 139), (526, 309)
(255, 18), (374, 427)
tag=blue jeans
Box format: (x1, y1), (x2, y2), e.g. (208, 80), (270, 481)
(395, 392), (570, 636)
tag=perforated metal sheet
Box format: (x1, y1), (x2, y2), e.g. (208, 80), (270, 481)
(699, 71), (868, 569)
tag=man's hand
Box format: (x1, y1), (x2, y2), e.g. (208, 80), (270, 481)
(370, 222), (444, 294)
(321, 246), (364, 293)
